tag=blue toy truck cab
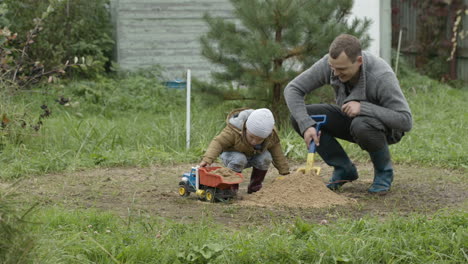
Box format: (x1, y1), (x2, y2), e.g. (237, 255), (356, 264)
(182, 167), (197, 189)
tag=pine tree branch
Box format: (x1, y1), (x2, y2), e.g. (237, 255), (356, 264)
(284, 46), (307, 60)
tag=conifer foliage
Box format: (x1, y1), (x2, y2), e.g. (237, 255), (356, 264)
(200, 0), (371, 123)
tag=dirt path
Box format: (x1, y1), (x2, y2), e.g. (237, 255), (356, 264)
(8, 162), (468, 227)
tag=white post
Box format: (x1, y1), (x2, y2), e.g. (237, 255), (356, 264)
(195, 166), (199, 191)
(380, 0), (392, 65)
(395, 30), (403, 77)
(186, 69), (191, 150)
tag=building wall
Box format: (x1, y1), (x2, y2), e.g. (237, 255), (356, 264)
(111, 0), (235, 80)
(351, 0), (381, 57)
(111, 0), (386, 81)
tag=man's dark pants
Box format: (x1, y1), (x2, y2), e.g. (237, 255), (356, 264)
(290, 104), (403, 152)
(290, 103), (403, 192)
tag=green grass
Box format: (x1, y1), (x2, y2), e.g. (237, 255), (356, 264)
(1, 70), (467, 263)
(391, 86), (467, 168)
(0, 76), (237, 178)
(21, 207), (466, 263)
(0, 70), (467, 180)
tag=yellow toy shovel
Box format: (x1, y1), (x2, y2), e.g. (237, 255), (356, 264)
(297, 115), (327, 175)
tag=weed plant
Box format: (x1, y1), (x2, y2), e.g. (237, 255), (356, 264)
(0, 186), (35, 263)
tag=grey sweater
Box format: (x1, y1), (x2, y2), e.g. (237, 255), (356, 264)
(284, 51), (412, 135)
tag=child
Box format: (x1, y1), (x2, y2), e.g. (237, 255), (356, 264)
(199, 108), (290, 193)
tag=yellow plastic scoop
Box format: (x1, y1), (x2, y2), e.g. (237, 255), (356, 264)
(297, 115), (327, 175)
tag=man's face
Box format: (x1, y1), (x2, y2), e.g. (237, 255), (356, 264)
(328, 51), (362, 83)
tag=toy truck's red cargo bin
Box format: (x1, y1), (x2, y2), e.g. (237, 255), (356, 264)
(198, 167), (244, 189)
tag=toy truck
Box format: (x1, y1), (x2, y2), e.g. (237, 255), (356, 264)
(178, 166), (244, 203)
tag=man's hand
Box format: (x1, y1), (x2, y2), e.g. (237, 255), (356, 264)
(304, 126), (320, 148)
(341, 101), (361, 118)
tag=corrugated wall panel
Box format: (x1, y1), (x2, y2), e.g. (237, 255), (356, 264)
(457, 9), (468, 79)
(392, 0), (468, 81)
(111, 0), (235, 80)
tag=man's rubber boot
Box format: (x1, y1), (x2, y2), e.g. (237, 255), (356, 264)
(317, 133), (359, 190)
(247, 168), (267, 194)
(368, 145), (393, 194)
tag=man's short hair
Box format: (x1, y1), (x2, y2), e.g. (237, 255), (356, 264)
(329, 34), (362, 62)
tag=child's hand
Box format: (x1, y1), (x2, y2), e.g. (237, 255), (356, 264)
(272, 176), (286, 183)
(199, 161), (208, 167)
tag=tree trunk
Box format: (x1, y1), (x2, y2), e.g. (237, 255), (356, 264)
(271, 82), (282, 124)
(271, 25), (284, 125)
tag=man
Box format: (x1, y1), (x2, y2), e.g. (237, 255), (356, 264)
(284, 34), (412, 194)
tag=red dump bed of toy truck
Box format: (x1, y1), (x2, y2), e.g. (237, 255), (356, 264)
(198, 167), (244, 189)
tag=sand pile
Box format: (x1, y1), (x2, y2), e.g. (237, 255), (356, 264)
(211, 167), (243, 182)
(239, 170), (355, 209)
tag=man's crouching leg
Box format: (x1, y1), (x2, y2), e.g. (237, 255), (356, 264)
(351, 117), (394, 194)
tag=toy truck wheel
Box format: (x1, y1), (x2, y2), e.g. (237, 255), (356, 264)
(178, 184), (190, 197)
(205, 189), (216, 203)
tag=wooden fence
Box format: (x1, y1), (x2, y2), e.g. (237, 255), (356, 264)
(392, 0), (468, 81)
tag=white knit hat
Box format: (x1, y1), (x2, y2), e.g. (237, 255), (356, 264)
(246, 108), (275, 138)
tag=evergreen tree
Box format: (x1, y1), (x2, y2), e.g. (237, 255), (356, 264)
(200, 0), (371, 124)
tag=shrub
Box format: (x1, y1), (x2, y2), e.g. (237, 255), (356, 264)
(1, 0), (114, 77)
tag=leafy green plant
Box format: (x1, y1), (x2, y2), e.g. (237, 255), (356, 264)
(0, 10), (82, 89)
(0, 87), (54, 153)
(177, 243), (225, 263)
(2, 0), (114, 77)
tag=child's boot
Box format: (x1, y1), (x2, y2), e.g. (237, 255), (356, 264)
(231, 184), (239, 193)
(247, 168), (267, 194)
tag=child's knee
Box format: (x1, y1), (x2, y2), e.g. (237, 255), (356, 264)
(252, 152), (272, 170)
(221, 152), (248, 172)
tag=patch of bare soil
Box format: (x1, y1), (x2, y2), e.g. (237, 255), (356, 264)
(4, 161), (467, 228)
(240, 170), (354, 208)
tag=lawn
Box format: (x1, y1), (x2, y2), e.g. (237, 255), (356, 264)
(0, 70), (467, 263)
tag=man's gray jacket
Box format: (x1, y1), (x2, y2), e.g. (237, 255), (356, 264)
(284, 51), (412, 136)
